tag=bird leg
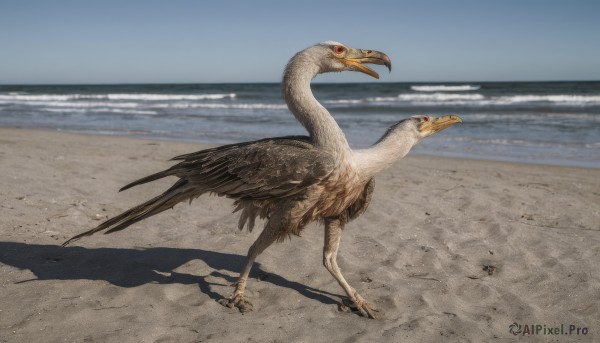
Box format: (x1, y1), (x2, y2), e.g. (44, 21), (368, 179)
(219, 219), (280, 313)
(221, 195), (320, 313)
(323, 218), (380, 318)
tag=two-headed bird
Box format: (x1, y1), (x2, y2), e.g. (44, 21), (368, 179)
(64, 41), (461, 318)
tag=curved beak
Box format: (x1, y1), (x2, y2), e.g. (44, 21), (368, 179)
(419, 115), (462, 136)
(341, 49), (392, 79)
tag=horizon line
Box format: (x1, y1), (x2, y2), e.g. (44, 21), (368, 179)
(1, 80), (599, 87)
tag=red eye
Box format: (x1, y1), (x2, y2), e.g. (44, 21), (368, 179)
(335, 45), (345, 54)
(423, 116), (429, 122)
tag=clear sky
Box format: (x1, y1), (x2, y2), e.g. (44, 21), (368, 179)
(1, 0), (599, 84)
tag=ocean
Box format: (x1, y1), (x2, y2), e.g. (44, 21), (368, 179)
(1, 82), (599, 168)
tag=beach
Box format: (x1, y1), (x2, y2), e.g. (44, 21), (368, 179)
(1, 127), (598, 342)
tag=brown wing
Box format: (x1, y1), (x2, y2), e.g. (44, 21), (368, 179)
(121, 136), (336, 201)
(63, 136), (336, 246)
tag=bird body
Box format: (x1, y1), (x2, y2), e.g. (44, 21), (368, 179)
(64, 42), (461, 318)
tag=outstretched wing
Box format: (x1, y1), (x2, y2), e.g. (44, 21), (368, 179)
(121, 136), (336, 201)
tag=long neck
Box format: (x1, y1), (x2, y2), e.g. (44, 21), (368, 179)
(283, 52), (350, 156)
(353, 129), (417, 180)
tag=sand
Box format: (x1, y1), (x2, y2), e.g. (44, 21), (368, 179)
(1, 128), (599, 342)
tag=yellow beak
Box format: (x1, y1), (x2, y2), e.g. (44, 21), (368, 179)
(419, 115), (462, 135)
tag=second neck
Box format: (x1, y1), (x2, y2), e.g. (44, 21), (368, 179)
(283, 61), (350, 156)
(353, 132), (417, 181)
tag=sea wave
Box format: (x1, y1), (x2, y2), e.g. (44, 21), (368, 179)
(153, 103), (286, 110)
(0, 99), (287, 110)
(411, 85), (481, 92)
(0, 100), (141, 108)
(105, 93), (236, 101)
(446, 136), (594, 149)
(496, 95), (600, 104)
(368, 93), (485, 102)
(464, 112), (599, 121)
(42, 108), (158, 115)
(324, 99), (363, 104)
(0, 93), (236, 101)
(348, 93), (600, 106)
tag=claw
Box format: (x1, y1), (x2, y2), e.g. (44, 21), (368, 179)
(218, 294), (254, 313)
(355, 300), (380, 319)
(341, 294), (381, 319)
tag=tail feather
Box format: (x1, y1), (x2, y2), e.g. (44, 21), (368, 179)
(119, 169), (174, 192)
(62, 179), (197, 246)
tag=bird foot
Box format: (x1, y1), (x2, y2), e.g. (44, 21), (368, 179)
(218, 293), (254, 313)
(340, 294), (381, 319)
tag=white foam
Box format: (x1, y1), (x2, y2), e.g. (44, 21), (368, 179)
(420, 95), (600, 106)
(324, 99), (363, 104)
(448, 136), (578, 148)
(105, 93), (236, 101)
(0, 98), (285, 110)
(411, 85), (481, 92)
(364, 96), (397, 102)
(465, 112), (599, 121)
(496, 94), (600, 104)
(42, 108), (157, 115)
(0, 94), (76, 101)
(367, 93), (485, 102)
(0, 93), (236, 101)
(400, 93), (485, 101)
(357, 93), (600, 106)
(166, 103), (287, 110)
(0, 100), (140, 108)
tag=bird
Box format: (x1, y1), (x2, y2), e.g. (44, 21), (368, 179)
(63, 41), (462, 318)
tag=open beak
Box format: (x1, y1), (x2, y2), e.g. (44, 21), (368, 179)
(419, 115), (462, 135)
(342, 49), (392, 79)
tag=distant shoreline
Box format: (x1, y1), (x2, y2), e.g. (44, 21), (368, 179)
(2, 80), (600, 87)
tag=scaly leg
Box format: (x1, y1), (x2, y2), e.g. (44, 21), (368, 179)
(323, 218), (379, 318)
(219, 218), (280, 313)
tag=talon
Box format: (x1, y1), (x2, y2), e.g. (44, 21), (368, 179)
(342, 295), (381, 319)
(219, 294), (254, 313)
(354, 299), (380, 319)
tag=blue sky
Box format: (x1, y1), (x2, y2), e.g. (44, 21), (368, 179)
(1, 0), (599, 84)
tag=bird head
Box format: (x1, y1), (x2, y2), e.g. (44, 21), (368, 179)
(360, 114), (463, 178)
(310, 41), (392, 79)
(410, 115), (462, 139)
(375, 114), (462, 152)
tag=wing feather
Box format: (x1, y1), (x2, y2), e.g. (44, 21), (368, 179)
(120, 136), (336, 201)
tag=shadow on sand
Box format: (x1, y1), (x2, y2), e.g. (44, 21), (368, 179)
(0, 241), (340, 306)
